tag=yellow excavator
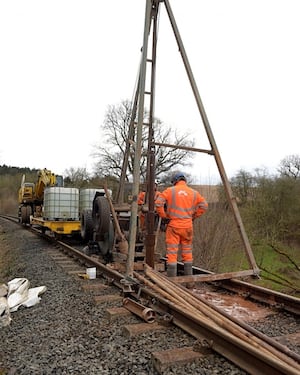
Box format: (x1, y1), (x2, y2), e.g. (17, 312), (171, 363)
(18, 168), (63, 224)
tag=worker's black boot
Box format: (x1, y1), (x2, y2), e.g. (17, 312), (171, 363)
(167, 263), (177, 277)
(184, 262), (195, 289)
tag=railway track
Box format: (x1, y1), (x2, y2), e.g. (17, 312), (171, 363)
(1, 214), (300, 374)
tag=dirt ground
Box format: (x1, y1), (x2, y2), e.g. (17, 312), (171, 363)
(0, 223), (21, 283)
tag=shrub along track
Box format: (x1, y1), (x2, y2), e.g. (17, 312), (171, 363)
(0, 216), (300, 374)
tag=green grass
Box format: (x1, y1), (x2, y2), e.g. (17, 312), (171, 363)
(251, 243), (300, 296)
(217, 241), (300, 297)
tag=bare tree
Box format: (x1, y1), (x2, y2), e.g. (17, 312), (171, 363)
(63, 167), (91, 188)
(278, 154), (300, 179)
(92, 100), (194, 181)
(229, 169), (256, 205)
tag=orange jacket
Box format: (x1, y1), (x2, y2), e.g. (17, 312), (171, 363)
(138, 190), (159, 205)
(138, 191), (146, 205)
(155, 180), (208, 228)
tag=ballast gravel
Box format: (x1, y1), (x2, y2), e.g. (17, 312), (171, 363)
(0, 219), (298, 374)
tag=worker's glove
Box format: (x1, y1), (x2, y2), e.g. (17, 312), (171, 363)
(141, 205), (149, 213)
(160, 218), (170, 232)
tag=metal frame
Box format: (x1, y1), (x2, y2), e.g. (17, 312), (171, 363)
(124, 0), (259, 278)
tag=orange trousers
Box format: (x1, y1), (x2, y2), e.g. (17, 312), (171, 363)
(139, 212), (145, 231)
(165, 225), (193, 265)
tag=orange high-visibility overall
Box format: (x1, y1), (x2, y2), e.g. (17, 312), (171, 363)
(138, 191), (146, 230)
(138, 190), (159, 230)
(155, 181), (208, 265)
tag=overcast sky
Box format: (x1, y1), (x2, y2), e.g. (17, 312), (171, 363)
(1, 1), (299, 184)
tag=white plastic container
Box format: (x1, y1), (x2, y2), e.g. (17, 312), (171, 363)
(43, 187), (79, 221)
(79, 189), (105, 212)
(79, 188), (112, 214)
(86, 267), (96, 279)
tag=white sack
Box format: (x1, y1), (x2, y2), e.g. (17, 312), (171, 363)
(7, 278), (30, 311)
(22, 286), (47, 308)
(4, 278), (47, 313)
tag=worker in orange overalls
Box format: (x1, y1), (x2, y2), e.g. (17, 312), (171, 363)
(138, 182), (159, 231)
(155, 172), (208, 278)
(138, 187), (146, 230)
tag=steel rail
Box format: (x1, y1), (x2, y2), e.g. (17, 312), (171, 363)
(133, 269), (300, 375)
(0, 215), (136, 291)
(4, 214), (300, 316)
(2, 215), (300, 373)
(220, 278), (300, 315)
(181, 262), (300, 316)
(182, 282), (300, 364)
(144, 266), (300, 365)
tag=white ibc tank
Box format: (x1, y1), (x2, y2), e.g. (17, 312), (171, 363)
(79, 188), (112, 213)
(43, 187), (79, 221)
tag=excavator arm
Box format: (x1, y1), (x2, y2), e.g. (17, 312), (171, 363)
(34, 169), (59, 201)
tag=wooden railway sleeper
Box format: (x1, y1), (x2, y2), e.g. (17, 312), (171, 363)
(193, 338), (213, 355)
